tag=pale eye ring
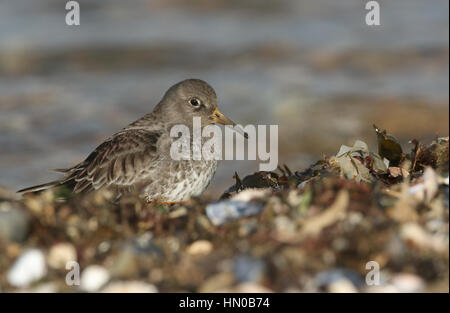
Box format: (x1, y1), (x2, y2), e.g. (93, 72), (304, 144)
(189, 98), (201, 107)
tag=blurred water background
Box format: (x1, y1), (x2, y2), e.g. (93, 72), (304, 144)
(0, 0), (448, 196)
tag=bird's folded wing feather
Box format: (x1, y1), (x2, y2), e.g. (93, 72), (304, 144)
(68, 129), (161, 193)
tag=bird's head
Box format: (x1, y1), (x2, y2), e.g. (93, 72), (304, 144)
(157, 79), (247, 138)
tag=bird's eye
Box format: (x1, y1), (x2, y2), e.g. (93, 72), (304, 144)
(189, 98), (201, 107)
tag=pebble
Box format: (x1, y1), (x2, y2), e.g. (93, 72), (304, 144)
(233, 255), (266, 283)
(7, 249), (47, 288)
(327, 278), (358, 293)
(108, 248), (139, 278)
(47, 243), (77, 270)
(186, 240), (213, 256)
(133, 232), (161, 255)
(102, 281), (158, 293)
(168, 207), (188, 219)
(386, 235), (408, 260)
(198, 272), (234, 293)
(363, 272), (424, 293)
(364, 284), (399, 293)
(316, 269), (363, 291)
(32, 282), (57, 293)
(0, 203), (29, 242)
(206, 200), (263, 226)
(80, 265), (110, 292)
(391, 273), (425, 293)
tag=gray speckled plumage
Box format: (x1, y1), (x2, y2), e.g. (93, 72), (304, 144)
(18, 79), (239, 202)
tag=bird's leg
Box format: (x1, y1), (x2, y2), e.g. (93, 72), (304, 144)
(147, 198), (185, 207)
(161, 201), (185, 206)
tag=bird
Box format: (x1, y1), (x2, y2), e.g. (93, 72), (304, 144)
(18, 79), (246, 204)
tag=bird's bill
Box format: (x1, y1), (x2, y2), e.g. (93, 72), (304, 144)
(210, 108), (248, 139)
(210, 108), (235, 126)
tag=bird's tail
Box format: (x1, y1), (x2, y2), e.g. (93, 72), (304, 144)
(17, 180), (64, 194)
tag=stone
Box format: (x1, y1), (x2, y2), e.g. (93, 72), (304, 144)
(206, 200), (263, 226)
(186, 240), (213, 256)
(32, 282), (57, 293)
(102, 281), (158, 293)
(233, 255), (266, 283)
(198, 272), (235, 293)
(7, 249), (47, 288)
(316, 269), (363, 291)
(0, 202), (29, 242)
(327, 278), (358, 293)
(80, 265), (110, 292)
(391, 273), (425, 293)
(47, 243), (77, 270)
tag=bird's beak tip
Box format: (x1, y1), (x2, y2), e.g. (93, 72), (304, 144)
(210, 108), (248, 139)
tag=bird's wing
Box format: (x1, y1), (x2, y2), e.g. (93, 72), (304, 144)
(68, 129), (162, 193)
